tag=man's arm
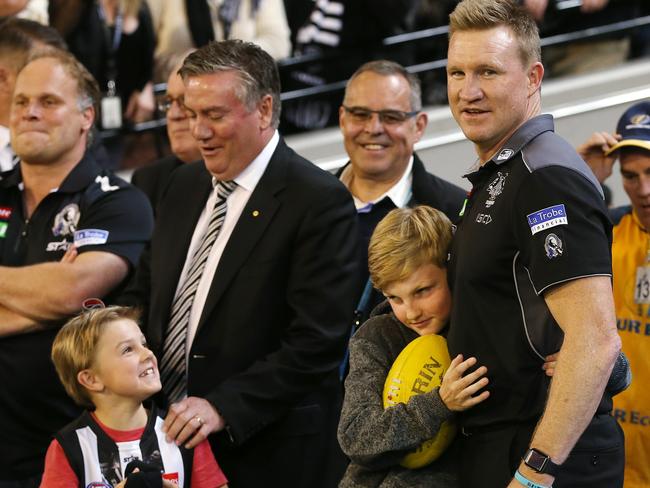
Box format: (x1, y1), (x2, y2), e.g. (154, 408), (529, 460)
(508, 276), (620, 487)
(0, 304), (40, 337)
(577, 131), (620, 184)
(0, 251), (128, 324)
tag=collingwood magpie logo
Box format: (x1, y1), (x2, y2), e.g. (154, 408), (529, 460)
(52, 203), (80, 237)
(544, 233), (563, 259)
(485, 172), (508, 208)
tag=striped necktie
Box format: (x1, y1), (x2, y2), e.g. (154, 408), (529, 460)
(161, 179), (237, 403)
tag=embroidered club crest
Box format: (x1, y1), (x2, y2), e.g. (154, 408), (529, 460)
(52, 203), (80, 237)
(544, 233), (563, 259)
(485, 172), (508, 208)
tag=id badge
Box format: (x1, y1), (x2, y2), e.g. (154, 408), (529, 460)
(634, 265), (650, 304)
(101, 95), (122, 129)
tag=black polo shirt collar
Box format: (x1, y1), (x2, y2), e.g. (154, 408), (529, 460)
(464, 114), (555, 185)
(0, 152), (101, 194)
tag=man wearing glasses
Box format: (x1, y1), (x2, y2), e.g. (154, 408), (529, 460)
(337, 60), (466, 323)
(132, 55), (201, 209)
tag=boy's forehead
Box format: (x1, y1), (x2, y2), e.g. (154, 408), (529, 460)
(384, 263), (448, 293)
(100, 319), (142, 341)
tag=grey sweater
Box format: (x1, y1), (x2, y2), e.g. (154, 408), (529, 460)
(337, 307), (459, 488)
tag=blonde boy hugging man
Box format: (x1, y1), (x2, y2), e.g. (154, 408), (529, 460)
(337, 206), (490, 488)
(337, 206), (630, 488)
(41, 306), (228, 488)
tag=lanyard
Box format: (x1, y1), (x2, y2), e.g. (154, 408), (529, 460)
(96, 1), (123, 94)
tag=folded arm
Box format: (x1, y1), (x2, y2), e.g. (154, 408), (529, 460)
(0, 251), (129, 325)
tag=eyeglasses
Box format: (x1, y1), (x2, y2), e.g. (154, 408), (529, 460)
(342, 105), (419, 125)
(157, 95), (184, 114)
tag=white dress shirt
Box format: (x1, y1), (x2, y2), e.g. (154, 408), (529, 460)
(175, 131), (279, 369)
(340, 155), (414, 211)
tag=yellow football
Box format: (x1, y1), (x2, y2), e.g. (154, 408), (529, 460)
(383, 334), (457, 469)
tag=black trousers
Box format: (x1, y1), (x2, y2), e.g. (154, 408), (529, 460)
(458, 414), (625, 487)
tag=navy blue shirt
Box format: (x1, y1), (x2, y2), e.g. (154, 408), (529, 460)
(0, 153), (153, 480)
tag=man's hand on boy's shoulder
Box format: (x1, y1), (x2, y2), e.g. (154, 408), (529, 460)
(162, 396), (226, 449)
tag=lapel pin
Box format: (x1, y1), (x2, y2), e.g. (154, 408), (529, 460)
(252, 210), (260, 217)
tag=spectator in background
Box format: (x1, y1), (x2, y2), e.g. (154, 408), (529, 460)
(522, 0), (640, 78)
(147, 0), (291, 83)
(0, 17), (66, 172)
(0, 0), (48, 24)
(294, 0), (419, 55)
(0, 48), (152, 487)
(51, 0), (156, 126)
(337, 60), (465, 326)
(282, 0), (314, 50)
(131, 54), (201, 210)
(578, 100), (650, 488)
(284, 0), (421, 132)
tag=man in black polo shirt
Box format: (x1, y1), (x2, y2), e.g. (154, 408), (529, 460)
(0, 49), (153, 487)
(445, 1), (624, 487)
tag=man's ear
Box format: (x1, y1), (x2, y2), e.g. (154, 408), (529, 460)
(0, 66), (12, 95)
(80, 105), (95, 132)
(257, 94), (273, 130)
(413, 111), (428, 142)
(527, 61), (544, 97)
(77, 368), (104, 393)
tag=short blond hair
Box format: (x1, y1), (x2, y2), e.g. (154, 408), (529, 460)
(51, 306), (141, 408)
(449, 0), (541, 67)
(368, 206), (453, 291)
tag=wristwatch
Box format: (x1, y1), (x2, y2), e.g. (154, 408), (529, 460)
(522, 448), (560, 476)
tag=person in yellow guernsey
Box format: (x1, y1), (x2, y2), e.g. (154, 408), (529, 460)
(578, 100), (650, 488)
(337, 205), (491, 487)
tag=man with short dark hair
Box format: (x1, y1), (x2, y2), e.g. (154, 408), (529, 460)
(124, 39), (358, 488)
(0, 49), (153, 487)
(338, 60), (465, 321)
(578, 101), (650, 488)
(445, 0), (624, 487)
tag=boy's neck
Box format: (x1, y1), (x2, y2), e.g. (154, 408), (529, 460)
(93, 400), (149, 431)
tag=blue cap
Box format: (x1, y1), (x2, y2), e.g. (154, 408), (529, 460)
(605, 101), (650, 156)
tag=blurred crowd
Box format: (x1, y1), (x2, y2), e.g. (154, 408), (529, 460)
(1, 0), (648, 169)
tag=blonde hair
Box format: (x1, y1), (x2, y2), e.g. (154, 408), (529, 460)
(449, 0), (541, 67)
(51, 306), (141, 408)
(368, 206), (453, 291)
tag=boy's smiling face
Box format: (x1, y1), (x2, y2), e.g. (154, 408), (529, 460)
(84, 319), (161, 402)
(383, 263), (451, 336)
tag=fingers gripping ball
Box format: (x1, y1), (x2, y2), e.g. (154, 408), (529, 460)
(383, 334), (457, 469)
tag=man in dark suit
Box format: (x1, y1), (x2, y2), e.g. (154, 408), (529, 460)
(124, 40), (358, 487)
(131, 54), (201, 209)
(337, 60), (466, 321)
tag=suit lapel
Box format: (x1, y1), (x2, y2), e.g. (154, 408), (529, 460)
(156, 164), (213, 325)
(196, 140), (289, 332)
